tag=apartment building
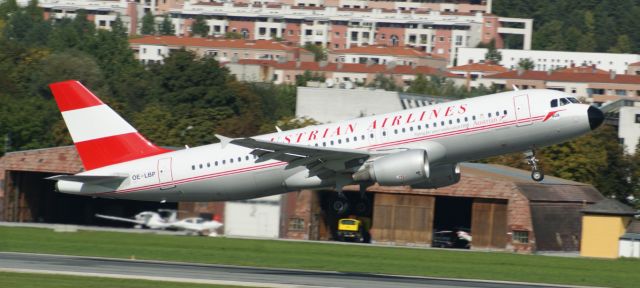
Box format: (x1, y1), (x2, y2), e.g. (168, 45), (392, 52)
(458, 47), (640, 74)
(129, 36), (315, 64)
(168, 2), (531, 64)
(233, 0), (493, 14)
(328, 44), (447, 69)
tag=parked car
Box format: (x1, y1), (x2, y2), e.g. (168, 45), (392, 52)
(432, 228), (471, 249)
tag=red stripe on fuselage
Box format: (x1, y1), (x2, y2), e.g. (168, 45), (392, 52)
(76, 132), (171, 170)
(97, 114), (548, 196)
(50, 80), (103, 112)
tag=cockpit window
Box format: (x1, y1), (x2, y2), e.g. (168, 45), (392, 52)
(550, 99), (558, 108)
(568, 97), (580, 103)
(560, 98), (570, 106)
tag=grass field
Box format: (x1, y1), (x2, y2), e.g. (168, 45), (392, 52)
(0, 272), (250, 288)
(1, 226), (638, 287)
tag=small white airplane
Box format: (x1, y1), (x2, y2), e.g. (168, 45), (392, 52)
(47, 80), (604, 211)
(96, 210), (223, 236)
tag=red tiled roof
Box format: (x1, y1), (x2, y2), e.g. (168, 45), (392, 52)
(629, 61), (640, 67)
(331, 45), (443, 59)
(485, 70), (640, 84)
(0, 146), (83, 174)
(448, 62), (508, 73)
(233, 59), (458, 77)
(129, 36), (301, 52)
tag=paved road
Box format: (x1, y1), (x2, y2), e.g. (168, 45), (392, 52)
(0, 252), (590, 288)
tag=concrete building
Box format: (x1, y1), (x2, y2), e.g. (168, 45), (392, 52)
(457, 48), (640, 74)
(580, 199), (637, 258)
(128, 36), (315, 64)
(233, 0), (494, 14)
(619, 220), (640, 258)
(600, 99), (640, 155)
(36, 0), (143, 34)
(295, 86), (451, 123)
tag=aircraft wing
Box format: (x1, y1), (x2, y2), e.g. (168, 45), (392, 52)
(95, 214), (144, 225)
(227, 136), (372, 178)
(47, 175), (127, 185)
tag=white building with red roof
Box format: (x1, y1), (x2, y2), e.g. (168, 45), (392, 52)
(479, 69), (640, 104)
(447, 61), (507, 89)
(128, 36), (315, 64)
(328, 45), (447, 69)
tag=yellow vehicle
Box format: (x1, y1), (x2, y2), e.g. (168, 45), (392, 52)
(336, 218), (364, 242)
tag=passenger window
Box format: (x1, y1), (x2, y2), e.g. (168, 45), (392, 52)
(222, 160), (226, 164)
(402, 128), (406, 133)
(472, 116), (476, 121)
(440, 121), (445, 126)
(191, 165), (195, 170)
(314, 143), (318, 147)
(330, 140), (334, 145)
(551, 99), (558, 107)
(369, 133), (374, 138)
(322, 142), (326, 147)
(207, 163), (211, 167)
(361, 135), (365, 140)
(433, 122), (437, 127)
(237, 157), (241, 162)
(503, 110), (507, 115)
(488, 113), (492, 117)
(464, 117), (468, 122)
(246, 156), (249, 161)
(457, 118), (460, 123)
(215, 161), (218, 166)
(449, 120), (453, 125)
(496, 111), (500, 116)
(199, 164), (203, 169)
(394, 129), (398, 134)
(230, 158), (233, 163)
(417, 125), (421, 130)
(345, 138), (349, 143)
(338, 139), (342, 144)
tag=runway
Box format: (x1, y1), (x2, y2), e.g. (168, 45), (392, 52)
(0, 252), (590, 288)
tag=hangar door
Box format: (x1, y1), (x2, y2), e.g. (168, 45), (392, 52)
(471, 198), (507, 248)
(372, 194), (434, 244)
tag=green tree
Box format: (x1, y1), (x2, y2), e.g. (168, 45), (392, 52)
(191, 16), (209, 37)
(608, 35), (633, 53)
(141, 12), (156, 35)
(483, 39), (502, 64)
(111, 16), (127, 37)
(0, 0), (19, 20)
(517, 58), (535, 70)
(303, 43), (326, 61)
(224, 31), (242, 39)
(367, 73), (399, 91)
(159, 15), (175, 35)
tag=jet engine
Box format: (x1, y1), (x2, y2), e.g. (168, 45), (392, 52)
(352, 150), (430, 186)
(410, 163), (461, 189)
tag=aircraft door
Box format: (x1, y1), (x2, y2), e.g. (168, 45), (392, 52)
(514, 95), (532, 126)
(157, 158), (176, 189)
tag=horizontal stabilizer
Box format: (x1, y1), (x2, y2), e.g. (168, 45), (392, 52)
(95, 214), (143, 225)
(46, 174), (127, 185)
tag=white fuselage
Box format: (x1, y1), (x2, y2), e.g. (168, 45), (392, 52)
(58, 89), (594, 201)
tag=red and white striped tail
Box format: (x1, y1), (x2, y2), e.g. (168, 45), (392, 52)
(50, 80), (170, 171)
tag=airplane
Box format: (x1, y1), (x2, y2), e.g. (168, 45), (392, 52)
(47, 80), (604, 212)
(96, 209), (223, 236)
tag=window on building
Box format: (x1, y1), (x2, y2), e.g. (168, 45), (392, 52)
(635, 114), (640, 123)
(512, 231), (529, 244)
(288, 218), (304, 231)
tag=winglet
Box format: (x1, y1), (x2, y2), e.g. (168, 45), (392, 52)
(215, 134), (234, 149)
(275, 126), (283, 133)
(512, 84), (520, 91)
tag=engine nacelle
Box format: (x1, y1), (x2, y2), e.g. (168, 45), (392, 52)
(353, 150), (429, 186)
(410, 163), (461, 189)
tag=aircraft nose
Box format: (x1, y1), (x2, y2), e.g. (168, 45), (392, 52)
(587, 106), (604, 130)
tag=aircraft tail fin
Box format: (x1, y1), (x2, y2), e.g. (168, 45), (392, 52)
(49, 80), (170, 170)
